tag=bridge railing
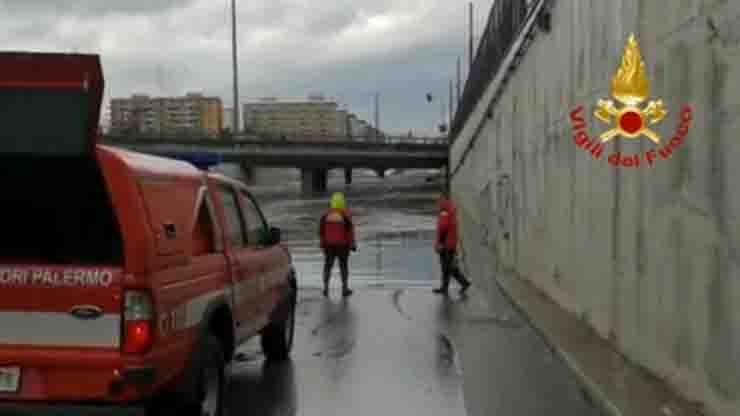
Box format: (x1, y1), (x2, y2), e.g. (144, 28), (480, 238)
(350, 136), (449, 145)
(450, 0), (534, 139)
(103, 133), (449, 147)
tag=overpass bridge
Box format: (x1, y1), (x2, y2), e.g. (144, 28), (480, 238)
(101, 135), (449, 194)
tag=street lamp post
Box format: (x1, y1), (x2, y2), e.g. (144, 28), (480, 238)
(231, 0), (240, 137)
(426, 92), (448, 137)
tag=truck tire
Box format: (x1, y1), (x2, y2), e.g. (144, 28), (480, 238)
(261, 295), (296, 362)
(146, 334), (226, 416)
(182, 335), (227, 416)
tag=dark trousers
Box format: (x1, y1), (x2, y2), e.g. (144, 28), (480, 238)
(324, 246), (350, 289)
(438, 249), (469, 290)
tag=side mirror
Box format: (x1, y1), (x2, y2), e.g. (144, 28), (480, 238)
(266, 226), (281, 245)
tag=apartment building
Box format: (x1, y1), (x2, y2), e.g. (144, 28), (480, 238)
(347, 113), (373, 138)
(110, 93), (223, 137)
(242, 96), (348, 140)
(223, 107), (239, 133)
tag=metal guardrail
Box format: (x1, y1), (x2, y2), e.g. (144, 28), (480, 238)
(352, 136), (449, 145)
(102, 134), (449, 147)
(450, 0), (533, 138)
(103, 137), (449, 169)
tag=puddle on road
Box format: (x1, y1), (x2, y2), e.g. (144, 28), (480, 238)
(290, 231), (439, 289)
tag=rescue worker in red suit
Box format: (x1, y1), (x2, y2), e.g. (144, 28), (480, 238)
(320, 192), (357, 297)
(433, 193), (471, 295)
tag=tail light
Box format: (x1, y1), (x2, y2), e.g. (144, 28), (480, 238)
(123, 291), (154, 354)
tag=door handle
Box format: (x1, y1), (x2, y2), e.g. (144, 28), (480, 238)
(163, 222), (177, 240)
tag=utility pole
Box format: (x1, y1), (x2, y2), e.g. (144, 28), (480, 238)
(374, 92), (380, 141)
(440, 99), (445, 130)
(468, 2), (474, 73)
(449, 80), (454, 127)
(231, 0), (240, 136)
(456, 56), (462, 104)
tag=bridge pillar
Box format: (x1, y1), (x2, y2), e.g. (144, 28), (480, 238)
(240, 162), (256, 185)
(443, 165), (450, 193)
(344, 168), (353, 185)
(301, 169), (328, 196)
(375, 169), (386, 179)
(318, 169), (328, 193)
(301, 170), (311, 195)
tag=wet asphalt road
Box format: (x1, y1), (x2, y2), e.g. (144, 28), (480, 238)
(227, 285), (604, 416)
(229, 288), (465, 416)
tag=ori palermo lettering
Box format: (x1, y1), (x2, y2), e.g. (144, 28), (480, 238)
(0, 268), (114, 288)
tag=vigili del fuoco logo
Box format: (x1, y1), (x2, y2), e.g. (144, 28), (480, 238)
(569, 34), (693, 167)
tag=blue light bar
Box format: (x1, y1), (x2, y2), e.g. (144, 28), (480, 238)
(165, 152), (223, 170)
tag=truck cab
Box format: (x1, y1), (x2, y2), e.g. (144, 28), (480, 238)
(0, 52), (296, 415)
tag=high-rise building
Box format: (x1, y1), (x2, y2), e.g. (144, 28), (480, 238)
(223, 108), (239, 133)
(110, 93), (223, 138)
(346, 113), (373, 139)
(242, 96), (349, 140)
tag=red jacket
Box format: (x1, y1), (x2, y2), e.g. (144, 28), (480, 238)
(437, 199), (458, 251)
(320, 208), (356, 248)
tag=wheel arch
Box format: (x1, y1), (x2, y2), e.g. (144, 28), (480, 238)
(167, 296), (234, 406)
(274, 268), (298, 322)
(199, 297), (236, 362)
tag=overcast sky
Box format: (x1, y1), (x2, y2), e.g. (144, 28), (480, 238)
(2, 0), (495, 136)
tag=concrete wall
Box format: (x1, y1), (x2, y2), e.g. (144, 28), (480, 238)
(450, 1), (740, 415)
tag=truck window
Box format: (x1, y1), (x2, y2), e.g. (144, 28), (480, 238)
(0, 89), (90, 156)
(240, 191), (268, 247)
(219, 187), (246, 248)
(0, 157), (123, 265)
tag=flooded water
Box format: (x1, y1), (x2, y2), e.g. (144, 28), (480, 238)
(251, 168), (443, 289)
(289, 230), (439, 289)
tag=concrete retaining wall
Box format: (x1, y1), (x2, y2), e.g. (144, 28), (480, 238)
(450, 1), (740, 414)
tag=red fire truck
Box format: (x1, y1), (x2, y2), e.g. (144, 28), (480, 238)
(0, 52), (297, 415)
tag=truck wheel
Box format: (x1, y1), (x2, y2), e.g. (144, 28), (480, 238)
(148, 336), (227, 416)
(185, 335), (226, 416)
(261, 295), (296, 362)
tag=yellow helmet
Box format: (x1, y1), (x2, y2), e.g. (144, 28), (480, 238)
(330, 192), (346, 210)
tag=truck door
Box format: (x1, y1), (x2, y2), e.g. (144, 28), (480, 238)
(238, 189), (290, 322)
(214, 184), (264, 344)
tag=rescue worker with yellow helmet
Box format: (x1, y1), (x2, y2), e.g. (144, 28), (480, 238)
(319, 192), (357, 297)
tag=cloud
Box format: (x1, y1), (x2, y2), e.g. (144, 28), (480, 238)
(0, 0), (497, 135)
(0, 0), (195, 17)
